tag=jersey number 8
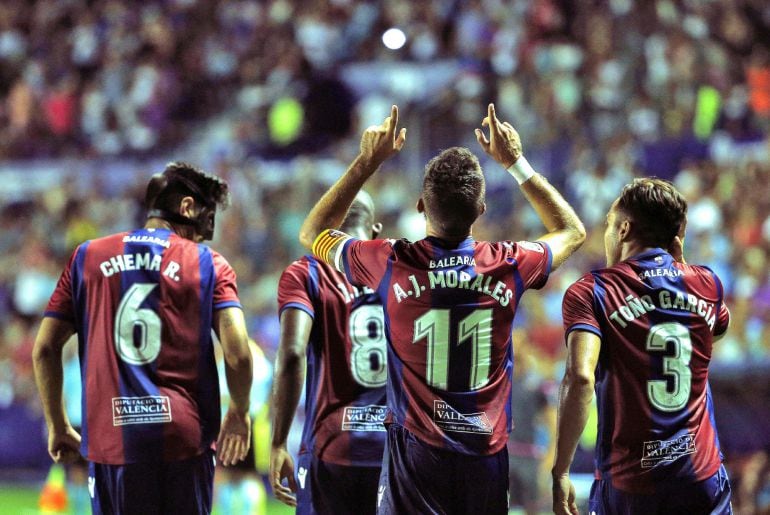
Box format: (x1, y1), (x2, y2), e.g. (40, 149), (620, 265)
(349, 304), (387, 388)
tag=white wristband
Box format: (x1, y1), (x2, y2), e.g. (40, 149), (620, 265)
(506, 155), (536, 184)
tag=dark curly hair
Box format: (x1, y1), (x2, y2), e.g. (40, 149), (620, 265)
(616, 177), (687, 248)
(422, 147), (485, 238)
(145, 161), (230, 213)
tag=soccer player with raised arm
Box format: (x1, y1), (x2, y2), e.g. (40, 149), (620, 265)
(270, 191), (386, 515)
(552, 178), (733, 515)
(298, 104), (585, 514)
(33, 163), (253, 515)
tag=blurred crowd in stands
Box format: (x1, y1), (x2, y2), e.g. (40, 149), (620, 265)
(1, 0), (769, 512)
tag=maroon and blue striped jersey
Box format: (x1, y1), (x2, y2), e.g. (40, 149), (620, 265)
(45, 228), (241, 465)
(562, 248), (730, 494)
(314, 233), (552, 456)
(277, 256), (386, 467)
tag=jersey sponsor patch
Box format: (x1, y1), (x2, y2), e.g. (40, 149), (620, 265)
(641, 433), (696, 468)
(341, 405), (387, 432)
(432, 400), (493, 435)
(112, 396), (172, 426)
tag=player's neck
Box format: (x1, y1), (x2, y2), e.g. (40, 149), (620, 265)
(146, 218), (174, 231)
(145, 218), (197, 241)
(424, 218), (472, 244)
(619, 242), (661, 263)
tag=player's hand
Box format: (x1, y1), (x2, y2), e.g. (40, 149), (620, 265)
(552, 473), (579, 515)
(359, 105), (407, 170)
(270, 445), (298, 507)
(475, 103), (522, 169)
(216, 407), (251, 466)
(669, 235), (686, 264)
(48, 425), (82, 464)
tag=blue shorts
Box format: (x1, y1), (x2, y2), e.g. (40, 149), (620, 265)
(88, 449), (215, 515)
(377, 423), (509, 515)
(588, 464), (733, 515)
(295, 453), (381, 515)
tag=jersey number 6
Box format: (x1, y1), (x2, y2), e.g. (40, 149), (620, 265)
(115, 283), (162, 365)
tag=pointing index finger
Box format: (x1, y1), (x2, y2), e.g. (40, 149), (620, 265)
(487, 104), (500, 136)
(389, 105), (399, 138)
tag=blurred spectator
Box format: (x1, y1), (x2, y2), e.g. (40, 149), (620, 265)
(0, 0), (769, 508)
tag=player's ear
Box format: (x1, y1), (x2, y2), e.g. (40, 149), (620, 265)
(179, 196), (196, 217)
(677, 219), (687, 240)
(416, 197), (425, 213)
(618, 219), (632, 242)
(371, 222), (383, 239)
(479, 202), (487, 216)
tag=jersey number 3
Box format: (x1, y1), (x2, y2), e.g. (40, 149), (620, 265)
(115, 283), (162, 365)
(646, 322), (693, 412)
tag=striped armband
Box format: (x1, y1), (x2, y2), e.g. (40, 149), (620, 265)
(311, 229), (352, 271)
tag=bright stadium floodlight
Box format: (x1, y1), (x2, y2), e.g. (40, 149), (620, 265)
(382, 28), (406, 50)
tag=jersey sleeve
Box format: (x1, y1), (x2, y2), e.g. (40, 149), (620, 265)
(714, 304), (730, 337)
(562, 275), (602, 340)
(510, 240), (553, 290)
(310, 229), (393, 289)
(710, 270), (730, 337)
(277, 260), (315, 319)
(44, 247), (79, 321)
(341, 238), (394, 289)
(212, 251), (242, 310)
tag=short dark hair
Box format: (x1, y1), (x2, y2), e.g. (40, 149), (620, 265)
(616, 178), (687, 248)
(145, 162), (230, 213)
(422, 147), (485, 238)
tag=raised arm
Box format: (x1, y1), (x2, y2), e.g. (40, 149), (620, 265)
(269, 308), (313, 507)
(33, 317), (82, 464)
(551, 330), (601, 515)
(299, 105), (406, 250)
(214, 307), (253, 466)
(475, 103), (585, 270)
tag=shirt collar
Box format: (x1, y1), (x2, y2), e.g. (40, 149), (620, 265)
(424, 235), (475, 250)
